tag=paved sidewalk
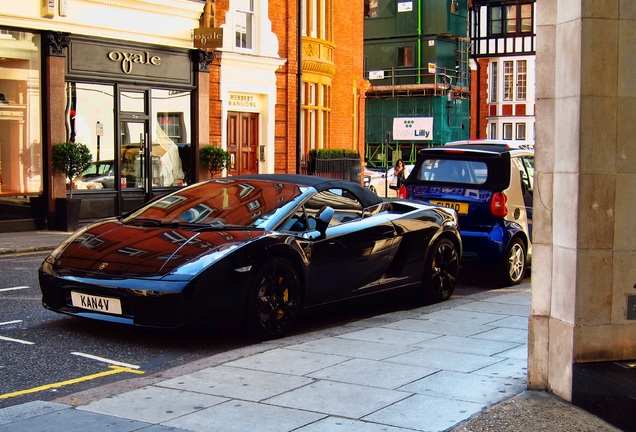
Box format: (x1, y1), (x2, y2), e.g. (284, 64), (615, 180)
(0, 231), (621, 431)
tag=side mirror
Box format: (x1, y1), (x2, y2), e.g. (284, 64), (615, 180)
(316, 205), (334, 224)
(306, 206), (334, 240)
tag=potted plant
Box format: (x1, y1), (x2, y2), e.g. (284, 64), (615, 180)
(51, 141), (92, 231)
(199, 145), (231, 178)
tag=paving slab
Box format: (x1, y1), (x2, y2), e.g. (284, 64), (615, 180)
(307, 358), (438, 389)
(296, 416), (418, 432)
(264, 380), (409, 418)
(336, 327), (440, 345)
(400, 370), (526, 404)
(0, 408), (151, 432)
(416, 309), (508, 325)
(472, 357), (528, 380)
(487, 315), (529, 329)
(284, 336), (417, 360)
(472, 327), (528, 344)
(493, 344), (528, 360)
(224, 348), (348, 375)
(156, 365), (313, 401)
(483, 291), (531, 306)
(0, 401), (69, 426)
(454, 300), (529, 316)
(387, 347), (503, 373)
(364, 393), (484, 432)
(162, 400), (325, 432)
(383, 317), (492, 337)
(414, 334), (521, 356)
(78, 386), (227, 423)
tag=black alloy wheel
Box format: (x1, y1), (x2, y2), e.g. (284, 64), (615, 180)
(246, 258), (302, 339)
(422, 237), (459, 303)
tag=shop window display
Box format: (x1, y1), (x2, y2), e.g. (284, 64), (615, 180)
(0, 30), (42, 221)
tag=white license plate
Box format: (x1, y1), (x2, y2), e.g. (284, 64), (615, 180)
(71, 291), (122, 315)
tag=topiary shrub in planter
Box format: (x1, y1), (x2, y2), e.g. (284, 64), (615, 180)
(51, 141), (92, 231)
(51, 141), (92, 199)
(199, 145), (231, 179)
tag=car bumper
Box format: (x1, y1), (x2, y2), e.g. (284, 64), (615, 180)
(458, 225), (508, 266)
(39, 266), (245, 330)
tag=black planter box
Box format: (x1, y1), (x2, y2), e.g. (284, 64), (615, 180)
(55, 198), (82, 232)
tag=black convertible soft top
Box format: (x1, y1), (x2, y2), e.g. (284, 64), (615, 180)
(227, 174), (383, 209)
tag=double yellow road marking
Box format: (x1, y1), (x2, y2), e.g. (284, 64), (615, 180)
(0, 365), (144, 400)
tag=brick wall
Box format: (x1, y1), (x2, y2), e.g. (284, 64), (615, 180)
(331, 1), (366, 157)
(470, 58), (490, 139)
(271, 0), (298, 174)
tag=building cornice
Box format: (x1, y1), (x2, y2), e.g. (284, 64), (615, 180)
(84, 0), (202, 18)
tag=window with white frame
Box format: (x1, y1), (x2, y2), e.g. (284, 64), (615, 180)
(489, 123), (497, 139)
(503, 123), (513, 140)
(503, 60), (513, 101)
(516, 123), (526, 140)
(301, 81), (331, 156)
(235, 0), (254, 49)
(302, 0), (332, 41)
(516, 60), (527, 100)
(490, 61), (498, 102)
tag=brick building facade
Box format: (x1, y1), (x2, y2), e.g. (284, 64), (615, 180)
(207, 0), (366, 176)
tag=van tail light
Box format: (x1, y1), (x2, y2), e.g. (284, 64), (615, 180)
(398, 185), (407, 199)
(491, 192), (508, 217)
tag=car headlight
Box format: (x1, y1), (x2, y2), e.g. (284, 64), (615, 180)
(168, 244), (239, 276)
(44, 225), (91, 264)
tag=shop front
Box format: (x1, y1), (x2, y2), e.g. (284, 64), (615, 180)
(63, 36), (201, 223)
(0, 27), (211, 233)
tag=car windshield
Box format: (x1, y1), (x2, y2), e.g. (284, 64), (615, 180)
(124, 179), (306, 230)
(416, 158), (488, 185)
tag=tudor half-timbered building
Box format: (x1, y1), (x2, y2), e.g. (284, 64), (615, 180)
(469, 0), (536, 147)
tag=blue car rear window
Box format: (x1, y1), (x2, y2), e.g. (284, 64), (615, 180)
(416, 159), (488, 185)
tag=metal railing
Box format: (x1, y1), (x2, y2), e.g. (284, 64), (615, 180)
(306, 157), (361, 183)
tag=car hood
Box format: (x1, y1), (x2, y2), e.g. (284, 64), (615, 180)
(52, 220), (267, 278)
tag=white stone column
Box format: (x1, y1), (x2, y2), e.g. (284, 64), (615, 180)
(530, 0), (636, 400)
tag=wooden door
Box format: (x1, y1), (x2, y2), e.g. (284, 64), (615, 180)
(227, 112), (258, 175)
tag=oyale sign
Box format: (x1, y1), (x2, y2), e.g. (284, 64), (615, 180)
(68, 39), (192, 86)
(107, 51), (162, 74)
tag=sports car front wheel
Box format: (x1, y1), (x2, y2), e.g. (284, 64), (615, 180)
(246, 258), (302, 339)
(422, 237), (459, 303)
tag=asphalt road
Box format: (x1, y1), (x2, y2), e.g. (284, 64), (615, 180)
(0, 251), (515, 409)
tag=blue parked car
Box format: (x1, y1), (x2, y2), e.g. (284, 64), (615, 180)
(402, 140), (534, 286)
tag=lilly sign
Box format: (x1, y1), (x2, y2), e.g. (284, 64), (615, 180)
(392, 117), (434, 141)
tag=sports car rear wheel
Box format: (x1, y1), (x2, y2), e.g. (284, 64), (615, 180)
(422, 237), (459, 303)
(246, 258), (302, 339)
(498, 237), (526, 287)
